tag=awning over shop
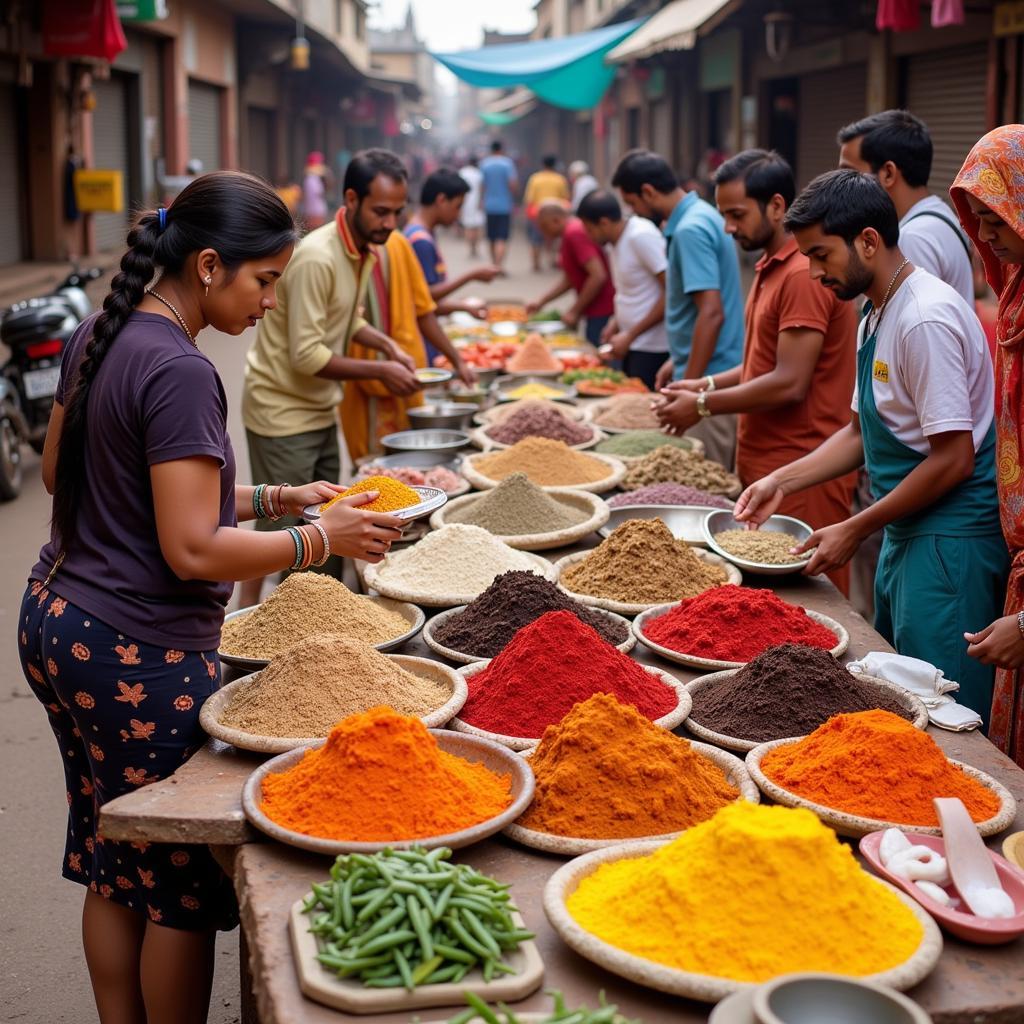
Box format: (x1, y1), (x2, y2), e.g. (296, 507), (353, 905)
(431, 19), (644, 111)
(607, 0), (738, 63)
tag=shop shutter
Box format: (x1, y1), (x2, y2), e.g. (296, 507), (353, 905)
(247, 107), (275, 183)
(796, 64), (868, 188)
(92, 74), (132, 252)
(188, 79), (222, 174)
(0, 81), (23, 265)
(904, 44), (988, 198)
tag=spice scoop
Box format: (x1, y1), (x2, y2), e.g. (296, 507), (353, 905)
(303, 485), (448, 523)
(934, 797), (1015, 918)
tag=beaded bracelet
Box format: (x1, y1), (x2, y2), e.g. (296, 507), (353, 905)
(254, 482), (290, 520)
(253, 483), (266, 519)
(309, 521), (330, 567)
(286, 527), (304, 570)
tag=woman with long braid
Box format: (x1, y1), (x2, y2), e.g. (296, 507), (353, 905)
(18, 172), (405, 1023)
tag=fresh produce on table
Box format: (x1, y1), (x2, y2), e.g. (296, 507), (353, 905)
(487, 305), (528, 323)
(435, 341), (519, 371)
(557, 352), (602, 371)
(446, 990), (641, 1024)
(559, 368), (648, 395)
(301, 846), (534, 989)
(527, 308), (563, 322)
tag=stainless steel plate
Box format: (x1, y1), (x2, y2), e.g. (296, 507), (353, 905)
(598, 505), (716, 547)
(304, 486), (448, 523)
(702, 509), (814, 575)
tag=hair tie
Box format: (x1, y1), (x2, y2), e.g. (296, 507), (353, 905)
(157, 207), (167, 232)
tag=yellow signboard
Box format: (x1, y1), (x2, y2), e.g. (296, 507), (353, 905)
(74, 169), (124, 213)
(995, 1), (1024, 36)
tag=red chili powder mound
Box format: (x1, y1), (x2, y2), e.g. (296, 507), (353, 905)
(643, 585), (838, 661)
(460, 610), (678, 737)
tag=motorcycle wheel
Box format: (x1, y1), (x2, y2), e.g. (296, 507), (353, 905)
(0, 413), (23, 500)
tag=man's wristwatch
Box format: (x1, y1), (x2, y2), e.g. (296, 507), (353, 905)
(704, 374), (716, 392)
(696, 390), (712, 418)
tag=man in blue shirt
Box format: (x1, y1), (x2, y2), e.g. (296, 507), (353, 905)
(480, 139), (519, 274)
(612, 150), (744, 467)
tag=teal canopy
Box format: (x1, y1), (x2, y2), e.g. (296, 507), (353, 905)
(431, 20), (644, 111)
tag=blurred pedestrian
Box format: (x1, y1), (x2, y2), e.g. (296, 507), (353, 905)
(458, 154), (485, 258)
(480, 139), (518, 274)
(302, 150), (329, 229)
(524, 155), (569, 272)
(568, 160), (599, 210)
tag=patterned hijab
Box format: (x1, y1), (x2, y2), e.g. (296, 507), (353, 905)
(950, 125), (1024, 349)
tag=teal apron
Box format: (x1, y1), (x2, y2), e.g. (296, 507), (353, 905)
(857, 325), (1007, 727)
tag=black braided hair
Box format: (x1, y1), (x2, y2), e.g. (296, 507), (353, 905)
(52, 170), (297, 547)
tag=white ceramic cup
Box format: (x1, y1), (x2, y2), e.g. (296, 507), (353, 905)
(752, 973), (932, 1024)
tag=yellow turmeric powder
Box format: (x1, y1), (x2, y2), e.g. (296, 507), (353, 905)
(320, 475), (420, 514)
(566, 802), (923, 983)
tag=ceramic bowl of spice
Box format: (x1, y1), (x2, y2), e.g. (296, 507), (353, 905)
(363, 524), (556, 607)
(430, 476), (609, 551)
(422, 570), (634, 665)
(746, 709), (1018, 838)
(463, 439), (627, 495)
(621, 446), (743, 498)
(450, 611), (692, 750)
(682, 644), (929, 753)
(503, 693), (758, 856)
(543, 802), (943, 1003)
(201, 639), (467, 753)
(242, 708), (534, 854)
(632, 587), (849, 671)
(553, 519), (741, 616)
(703, 510), (814, 574)
(218, 573), (425, 670)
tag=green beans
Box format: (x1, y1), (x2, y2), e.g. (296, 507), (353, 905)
(445, 991), (643, 1024)
(302, 846), (533, 991)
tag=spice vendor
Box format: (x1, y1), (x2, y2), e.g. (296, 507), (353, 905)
(238, 150), (422, 605)
(952, 125), (1024, 765)
(20, 173), (407, 1023)
(654, 151), (858, 594)
(737, 169), (1008, 725)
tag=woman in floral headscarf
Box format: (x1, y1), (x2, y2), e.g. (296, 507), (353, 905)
(952, 125), (1024, 763)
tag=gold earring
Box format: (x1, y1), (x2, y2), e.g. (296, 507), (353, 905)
(204, 276), (211, 297)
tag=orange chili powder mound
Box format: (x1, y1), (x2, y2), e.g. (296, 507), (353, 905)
(506, 333), (561, 373)
(761, 709), (1000, 825)
(320, 475), (420, 513)
(259, 706), (513, 841)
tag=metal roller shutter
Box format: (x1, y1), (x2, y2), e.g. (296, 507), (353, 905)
(247, 107), (274, 183)
(0, 82), (23, 265)
(797, 64), (868, 188)
(188, 80), (222, 173)
(904, 44), (988, 198)
(92, 74), (132, 252)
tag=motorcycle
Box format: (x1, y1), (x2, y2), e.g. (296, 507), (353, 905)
(0, 266), (103, 500)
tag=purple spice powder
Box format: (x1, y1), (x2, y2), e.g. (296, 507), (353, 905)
(608, 483), (734, 509)
(487, 406), (594, 446)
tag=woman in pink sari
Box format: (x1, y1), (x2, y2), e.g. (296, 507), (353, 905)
(952, 125), (1024, 764)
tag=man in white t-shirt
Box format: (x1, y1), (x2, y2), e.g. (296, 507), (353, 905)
(838, 109), (973, 303)
(458, 156), (485, 259)
(569, 160), (599, 212)
(577, 189), (668, 390)
(736, 169), (1007, 726)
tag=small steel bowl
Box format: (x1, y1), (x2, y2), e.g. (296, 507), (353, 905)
(380, 429), (471, 455)
(407, 402), (477, 431)
(702, 509), (814, 575)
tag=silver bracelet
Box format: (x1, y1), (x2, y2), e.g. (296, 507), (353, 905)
(704, 374), (716, 392)
(310, 521), (330, 567)
(1017, 610), (1024, 637)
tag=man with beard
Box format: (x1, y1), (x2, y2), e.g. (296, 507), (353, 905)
(239, 149), (420, 604)
(736, 169), (1006, 724)
(654, 150), (857, 593)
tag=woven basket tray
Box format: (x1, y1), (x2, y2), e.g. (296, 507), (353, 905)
(552, 548), (741, 616)
(428, 488), (609, 552)
(461, 450), (626, 495)
(470, 423), (604, 452)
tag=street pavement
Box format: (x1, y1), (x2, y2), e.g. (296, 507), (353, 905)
(0, 226), (554, 1022)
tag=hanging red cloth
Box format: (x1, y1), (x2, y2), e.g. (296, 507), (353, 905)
(932, 0), (965, 28)
(43, 0), (126, 64)
(876, 0), (920, 32)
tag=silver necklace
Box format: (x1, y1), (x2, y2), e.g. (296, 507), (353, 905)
(146, 288), (197, 347)
(866, 258), (911, 337)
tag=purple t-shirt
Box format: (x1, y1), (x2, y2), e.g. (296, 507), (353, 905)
(32, 311), (236, 649)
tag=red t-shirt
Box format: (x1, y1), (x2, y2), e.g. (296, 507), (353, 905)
(560, 217), (615, 318)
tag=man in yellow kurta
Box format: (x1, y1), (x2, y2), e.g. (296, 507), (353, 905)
(341, 231), (475, 461)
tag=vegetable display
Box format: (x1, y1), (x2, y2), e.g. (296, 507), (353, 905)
(302, 846), (534, 989)
(446, 990), (641, 1024)
(559, 368), (648, 395)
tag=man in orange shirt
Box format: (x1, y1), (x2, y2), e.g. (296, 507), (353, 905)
(655, 149), (857, 591)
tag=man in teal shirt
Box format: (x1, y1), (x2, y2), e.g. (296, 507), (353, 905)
(612, 150), (743, 467)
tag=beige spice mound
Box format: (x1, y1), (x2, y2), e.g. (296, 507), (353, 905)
(220, 572), (411, 659)
(592, 392), (662, 431)
(219, 635), (452, 737)
(621, 445), (741, 495)
(475, 437), (611, 487)
(563, 518), (727, 604)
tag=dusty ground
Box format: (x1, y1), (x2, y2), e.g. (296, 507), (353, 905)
(0, 227), (552, 1023)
